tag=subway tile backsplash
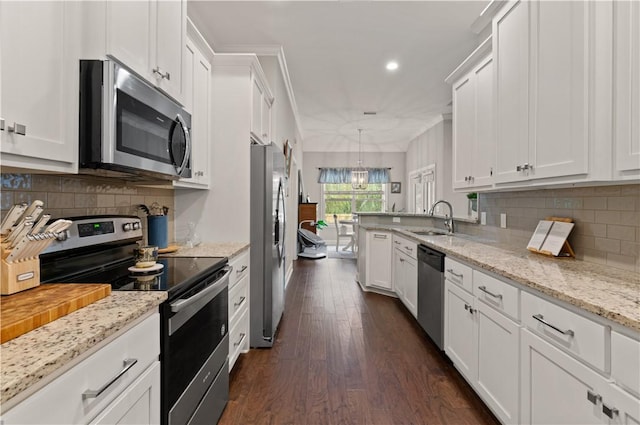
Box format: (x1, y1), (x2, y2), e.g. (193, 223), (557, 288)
(478, 184), (640, 272)
(1, 173), (175, 244)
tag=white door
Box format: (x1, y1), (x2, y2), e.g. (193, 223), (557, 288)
(494, 0), (530, 184)
(521, 329), (605, 425)
(452, 75), (475, 189)
(476, 301), (520, 424)
(366, 231), (392, 290)
(444, 281), (477, 382)
(393, 249), (405, 299)
(473, 55), (495, 188)
(106, 1), (152, 81)
(601, 383), (640, 425)
(529, 0), (589, 180)
(155, 0), (184, 100)
(402, 254), (418, 318)
(251, 76), (264, 142)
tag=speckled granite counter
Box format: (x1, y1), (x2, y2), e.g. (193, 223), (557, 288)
(0, 292), (166, 406)
(361, 224), (640, 332)
(160, 242), (249, 259)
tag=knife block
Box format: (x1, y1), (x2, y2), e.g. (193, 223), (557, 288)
(1, 247), (40, 295)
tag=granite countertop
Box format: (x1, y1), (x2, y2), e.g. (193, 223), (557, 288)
(361, 224), (640, 332)
(161, 242), (249, 259)
(0, 292), (167, 406)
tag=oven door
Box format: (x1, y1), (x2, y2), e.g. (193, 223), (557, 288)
(162, 266), (230, 425)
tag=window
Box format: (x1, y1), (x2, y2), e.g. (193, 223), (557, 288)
(408, 165), (436, 214)
(322, 183), (386, 223)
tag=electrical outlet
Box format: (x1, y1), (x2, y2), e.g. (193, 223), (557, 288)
(392, 217), (401, 223)
(481, 212), (487, 225)
(500, 213), (507, 228)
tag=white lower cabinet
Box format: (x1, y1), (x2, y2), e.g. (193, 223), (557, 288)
(1, 313), (160, 425)
(444, 280), (477, 382)
(228, 248), (250, 371)
(392, 235), (417, 317)
(365, 231), (392, 291)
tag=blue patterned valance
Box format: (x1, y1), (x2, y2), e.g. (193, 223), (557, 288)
(317, 168), (390, 184)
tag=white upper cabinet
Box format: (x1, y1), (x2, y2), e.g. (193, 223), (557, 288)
(0, 1), (79, 173)
(175, 23), (212, 189)
(106, 0), (185, 102)
(494, 0), (590, 185)
(251, 74), (273, 144)
(614, 0), (640, 178)
(450, 43), (495, 191)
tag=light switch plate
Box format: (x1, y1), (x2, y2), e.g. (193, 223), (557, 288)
(392, 217), (401, 223)
(481, 212), (487, 225)
(500, 213), (507, 228)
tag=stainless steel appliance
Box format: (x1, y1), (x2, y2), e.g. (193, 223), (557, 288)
(79, 60), (192, 180)
(250, 143), (286, 348)
(40, 216), (229, 425)
(417, 244), (445, 350)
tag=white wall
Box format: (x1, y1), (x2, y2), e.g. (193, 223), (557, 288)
(302, 151), (406, 242)
(405, 118), (468, 218)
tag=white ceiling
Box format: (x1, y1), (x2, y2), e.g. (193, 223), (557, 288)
(188, 1), (489, 153)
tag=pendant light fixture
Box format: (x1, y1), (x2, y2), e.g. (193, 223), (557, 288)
(351, 128), (368, 190)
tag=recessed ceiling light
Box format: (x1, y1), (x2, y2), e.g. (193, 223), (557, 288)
(386, 61), (399, 71)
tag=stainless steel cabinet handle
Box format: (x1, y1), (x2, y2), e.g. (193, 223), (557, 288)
(405, 246), (413, 251)
(234, 296), (246, 308)
(82, 358), (138, 400)
(399, 258), (405, 263)
(478, 286), (503, 300)
(532, 314), (574, 337)
(586, 390), (601, 405)
(0, 118), (4, 131)
(394, 241), (401, 245)
(602, 403), (618, 419)
(446, 268), (463, 279)
(8, 122), (26, 135)
(236, 265), (248, 274)
(464, 304), (474, 314)
(234, 332), (246, 347)
(374, 234), (388, 239)
(153, 66), (170, 80)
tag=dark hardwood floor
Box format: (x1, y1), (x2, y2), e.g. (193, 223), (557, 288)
(220, 258), (500, 425)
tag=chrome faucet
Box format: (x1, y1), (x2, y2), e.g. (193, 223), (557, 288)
(428, 200), (455, 234)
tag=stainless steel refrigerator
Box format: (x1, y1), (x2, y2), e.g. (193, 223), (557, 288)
(250, 143), (286, 348)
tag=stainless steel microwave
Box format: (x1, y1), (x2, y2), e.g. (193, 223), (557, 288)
(79, 60), (191, 180)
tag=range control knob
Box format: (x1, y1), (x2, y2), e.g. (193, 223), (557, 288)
(56, 231), (69, 242)
(123, 223), (132, 231)
(132, 222), (141, 230)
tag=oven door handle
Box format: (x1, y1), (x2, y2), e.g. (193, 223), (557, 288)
(170, 266), (232, 313)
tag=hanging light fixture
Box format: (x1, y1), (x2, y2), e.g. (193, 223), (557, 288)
(351, 128), (368, 190)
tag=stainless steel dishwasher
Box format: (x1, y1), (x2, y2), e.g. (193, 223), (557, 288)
(417, 244), (445, 350)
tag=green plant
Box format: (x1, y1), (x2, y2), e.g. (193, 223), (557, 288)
(466, 192), (478, 200)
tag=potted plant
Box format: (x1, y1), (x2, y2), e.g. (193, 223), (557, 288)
(467, 192), (478, 215)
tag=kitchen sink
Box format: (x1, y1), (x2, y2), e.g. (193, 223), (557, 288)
(410, 230), (450, 236)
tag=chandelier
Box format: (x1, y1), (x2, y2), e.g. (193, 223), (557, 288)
(351, 129), (368, 190)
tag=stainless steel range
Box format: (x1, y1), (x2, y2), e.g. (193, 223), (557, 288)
(39, 215), (229, 425)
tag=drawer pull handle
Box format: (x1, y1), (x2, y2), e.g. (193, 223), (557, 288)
(8, 122), (26, 135)
(234, 296), (246, 308)
(82, 358), (138, 400)
(586, 390), (601, 405)
(236, 265), (248, 274)
(532, 314), (574, 337)
(405, 246), (413, 251)
(478, 286), (503, 300)
(394, 241), (401, 245)
(234, 332), (246, 347)
(374, 234), (387, 239)
(602, 403), (619, 419)
(464, 304), (475, 314)
(446, 269), (463, 279)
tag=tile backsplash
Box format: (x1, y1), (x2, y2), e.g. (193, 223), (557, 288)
(1, 174), (175, 244)
(478, 184), (640, 272)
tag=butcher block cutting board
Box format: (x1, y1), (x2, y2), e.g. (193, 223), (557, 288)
(0, 283), (111, 344)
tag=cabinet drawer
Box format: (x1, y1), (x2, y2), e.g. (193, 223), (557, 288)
(473, 270), (519, 321)
(2, 313), (160, 424)
(521, 291), (608, 372)
(393, 235), (417, 259)
(229, 249), (249, 289)
(445, 257), (473, 293)
(229, 308), (249, 371)
(612, 331), (640, 397)
(229, 274), (249, 324)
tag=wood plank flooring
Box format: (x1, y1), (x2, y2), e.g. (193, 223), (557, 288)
(220, 258), (500, 425)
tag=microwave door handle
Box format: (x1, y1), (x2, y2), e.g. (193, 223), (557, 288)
(168, 114), (191, 175)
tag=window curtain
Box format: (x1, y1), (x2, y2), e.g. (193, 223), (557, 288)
(318, 168), (391, 184)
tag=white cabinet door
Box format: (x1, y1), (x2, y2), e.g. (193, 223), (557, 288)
(262, 94), (272, 143)
(365, 231), (392, 290)
(601, 383), (640, 425)
(106, 1), (153, 81)
(614, 0), (640, 175)
(473, 55), (495, 187)
(452, 74), (476, 189)
(175, 37), (210, 188)
(444, 280), (477, 382)
(529, 0), (589, 180)
(154, 0), (184, 100)
(402, 253), (418, 318)
(251, 76), (264, 142)
(494, 0), (530, 184)
(0, 1), (77, 172)
(521, 329), (605, 425)
(90, 362), (161, 425)
(393, 249), (405, 299)
(476, 300), (519, 424)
